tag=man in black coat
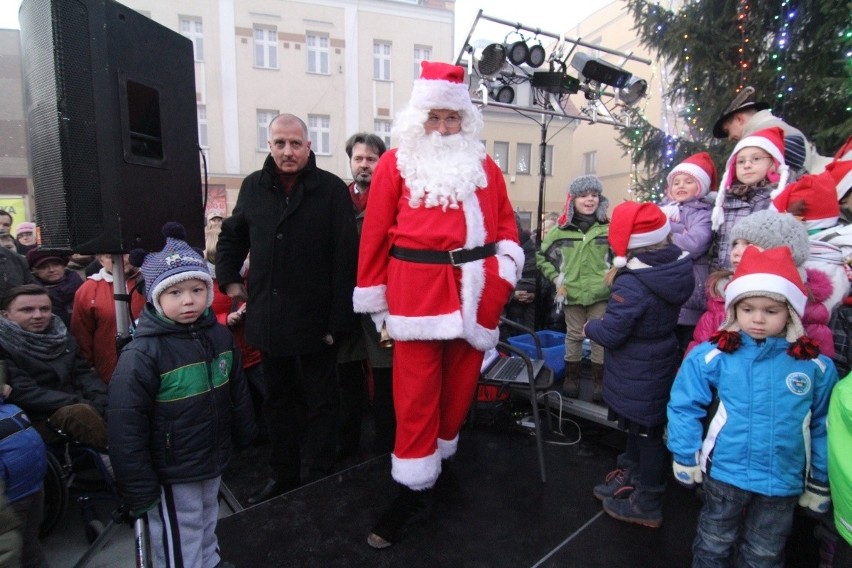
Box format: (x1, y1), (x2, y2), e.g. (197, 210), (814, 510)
(216, 114), (358, 504)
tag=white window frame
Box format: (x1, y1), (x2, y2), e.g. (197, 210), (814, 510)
(197, 105), (208, 148)
(180, 16), (204, 61)
(541, 145), (554, 176)
(254, 26), (278, 69)
(413, 45), (431, 77)
(493, 141), (509, 173)
(374, 119), (392, 148)
(516, 143), (531, 175)
(257, 109), (279, 151)
(307, 33), (329, 74)
(373, 41), (391, 81)
(584, 150), (597, 174)
(308, 114), (331, 155)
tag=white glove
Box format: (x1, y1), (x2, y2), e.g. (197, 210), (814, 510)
(798, 479), (831, 514)
(370, 310), (389, 333)
(672, 461), (703, 488)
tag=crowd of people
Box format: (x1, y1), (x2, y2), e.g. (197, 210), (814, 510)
(0, 60), (850, 568)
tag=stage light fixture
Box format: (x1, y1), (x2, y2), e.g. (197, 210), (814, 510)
(477, 43), (506, 76)
(506, 40), (529, 66)
(618, 77), (648, 106)
(570, 52), (633, 89)
(493, 85), (515, 104)
(531, 71), (580, 95)
(527, 42), (546, 68)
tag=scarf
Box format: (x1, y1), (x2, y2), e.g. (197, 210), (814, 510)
(572, 212), (597, 233)
(726, 178), (771, 201)
(0, 315), (69, 361)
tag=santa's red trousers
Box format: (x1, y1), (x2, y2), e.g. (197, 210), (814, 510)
(390, 338), (484, 490)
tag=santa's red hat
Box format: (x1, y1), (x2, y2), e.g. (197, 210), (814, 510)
(770, 171), (840, 230)
(667, 151), (717, 198)
(409, 61), (474, 114)
(608, 202), (671, 267)
(725, 245), (807, 315)
(712, 127), (789, 230)
(826, 135), (852, 200)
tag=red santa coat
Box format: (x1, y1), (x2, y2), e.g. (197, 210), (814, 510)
(353, 150), (523, 350)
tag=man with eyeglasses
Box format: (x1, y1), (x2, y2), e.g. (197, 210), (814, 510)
(354, 61), (522, 549)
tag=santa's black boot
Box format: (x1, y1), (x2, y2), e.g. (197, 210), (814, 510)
(367, 484), (433, 549)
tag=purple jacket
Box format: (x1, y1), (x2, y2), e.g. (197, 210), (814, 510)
(666, 198), (713, 326)
(585, 245), (694, 427)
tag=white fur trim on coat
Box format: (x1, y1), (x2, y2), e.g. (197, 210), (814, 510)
(497, 239), (524, 283)
(392, 449), (442, 490)
(387, 312), (463, 341)
(438, 435), (459, 460)
(352, 284), (388, 314)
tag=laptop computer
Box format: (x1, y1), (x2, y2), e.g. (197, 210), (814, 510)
(482, 352), (546, 384)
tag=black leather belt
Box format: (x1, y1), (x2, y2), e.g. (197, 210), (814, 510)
(390, 243), (497, 266)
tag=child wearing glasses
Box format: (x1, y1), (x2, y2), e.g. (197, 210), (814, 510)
(710, 126), (790, 270)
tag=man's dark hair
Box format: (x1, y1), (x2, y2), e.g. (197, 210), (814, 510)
(0, 210), (12, 223)
(345, 133), (386, 159)
(1, 284), (49, 311)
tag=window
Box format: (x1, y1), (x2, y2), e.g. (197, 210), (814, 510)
(374, 120), (392, 148)
(257, 109), (278, 150)
(254, 26), (278, 69)
(584, 151), (597, 174)
(541, 145), (553, 176)
(373, 41), (391, 80)
(308, 114), (330, 155)
(413, 45), (431, 77)
(516, 143), (531, 174)
(180, 17), (204, 61)
(493, 141), (509, 173)
(197, 105), (208, 148)
(307, 33), (329, 74)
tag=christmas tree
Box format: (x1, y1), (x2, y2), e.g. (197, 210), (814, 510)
(620, 0), (851, 202)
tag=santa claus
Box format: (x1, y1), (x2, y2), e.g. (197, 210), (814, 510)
(353, 61), (523, 548)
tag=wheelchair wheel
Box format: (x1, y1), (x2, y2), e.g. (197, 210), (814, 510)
(39, 451), (69, 538)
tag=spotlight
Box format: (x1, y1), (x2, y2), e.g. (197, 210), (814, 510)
(618, 77), (648, 106)
(506, 40), (529, 66)
(493, 85), (515, 104)
(527, 43), (546, 68)
(570, 52), (632, 89)
(477, 43), (506, 77)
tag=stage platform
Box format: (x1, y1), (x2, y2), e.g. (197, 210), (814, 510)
(218, 421), (705, 568)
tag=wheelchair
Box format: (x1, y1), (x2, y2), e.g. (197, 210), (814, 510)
(40, 434), (120, 544)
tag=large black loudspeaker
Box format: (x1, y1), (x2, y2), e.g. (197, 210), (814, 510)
(19, 0), (203, 253)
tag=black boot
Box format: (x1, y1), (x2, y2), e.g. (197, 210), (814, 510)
(602, 482), (665, 528)
(367, 484), (433, 549)
(592, 453), (636, 500)
(561, 362), (582, 398)
(591, 363), (605, 403)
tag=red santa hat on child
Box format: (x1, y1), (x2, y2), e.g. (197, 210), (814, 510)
(608, 201), (671, 268)
(711, 127), (789, 230)
(825, 134), (852, 200)
(666, 151), (717, 198)
(770, 172), (840, 230)
(722, 246), (808, 342)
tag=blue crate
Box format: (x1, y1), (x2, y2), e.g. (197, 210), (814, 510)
(507, 330), (566, 380)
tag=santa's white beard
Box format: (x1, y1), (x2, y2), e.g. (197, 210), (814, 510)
(396, 131), (487, 211)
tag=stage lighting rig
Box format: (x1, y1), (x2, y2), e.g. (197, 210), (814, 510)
(618, 77), (648, 106)
(570, 52), (632, 89)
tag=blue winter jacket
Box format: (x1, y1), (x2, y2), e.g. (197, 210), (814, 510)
(0, 401), (46, 503)
(667, 335), (838, 496)
(584, 245), (694, 427)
